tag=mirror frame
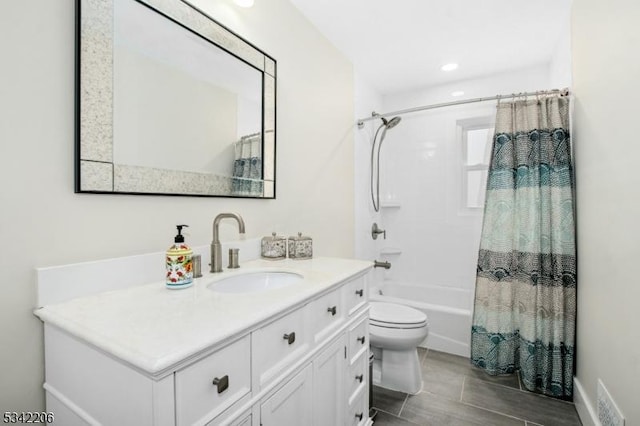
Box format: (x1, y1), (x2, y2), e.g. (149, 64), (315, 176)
(75, 0), (277, 198)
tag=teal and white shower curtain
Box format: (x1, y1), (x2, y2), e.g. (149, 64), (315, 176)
(470, 94), (576, 399)
(232, 133), (263, 196)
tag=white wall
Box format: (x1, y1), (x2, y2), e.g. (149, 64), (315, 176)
(0, 0), (354, 411)
(572, 0), (640, 424)
(549, 15), (573, 90)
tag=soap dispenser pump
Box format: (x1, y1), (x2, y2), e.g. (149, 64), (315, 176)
(166, 224), (194, 289)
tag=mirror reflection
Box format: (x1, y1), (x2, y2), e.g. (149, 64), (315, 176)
(76, 0), (276, 198)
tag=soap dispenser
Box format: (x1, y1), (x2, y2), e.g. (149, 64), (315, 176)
(166, 225), (194, 289)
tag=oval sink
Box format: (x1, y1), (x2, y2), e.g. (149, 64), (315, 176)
(207, 271), (304, 294)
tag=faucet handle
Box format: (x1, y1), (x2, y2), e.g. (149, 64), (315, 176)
(228, 248), (240, 269)
(371, 223), (386, 240)
(192, 254), (202, 278)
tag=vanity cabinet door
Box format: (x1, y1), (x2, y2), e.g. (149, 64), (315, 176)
(260, 365), (313, 426)
(312, 334), (347, 426)
(175, 335), (251, 426)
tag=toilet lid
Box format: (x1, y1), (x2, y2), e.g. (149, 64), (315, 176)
(369, 302), (427, 327)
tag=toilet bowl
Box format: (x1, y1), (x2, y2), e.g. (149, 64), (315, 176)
(369, 301), (429, 394)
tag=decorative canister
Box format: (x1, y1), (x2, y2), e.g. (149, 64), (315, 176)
(288, 232), (313, 259)
(261, 232), (286, 260)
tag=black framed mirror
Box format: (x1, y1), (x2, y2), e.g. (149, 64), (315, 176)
(76, 0), (276, 198)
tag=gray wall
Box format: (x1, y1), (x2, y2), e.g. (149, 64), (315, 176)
(0, 0), (354, 411)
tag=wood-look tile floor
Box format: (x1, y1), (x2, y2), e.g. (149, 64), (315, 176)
(372, 349), (582, 426)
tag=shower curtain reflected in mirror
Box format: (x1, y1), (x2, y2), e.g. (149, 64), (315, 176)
(232, 133), (263, 196)
(470, 94), (576, 399)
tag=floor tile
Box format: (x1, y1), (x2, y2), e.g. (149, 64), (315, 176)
(423, 349), (472, 375)
(373, 410), (422, 426)
(372, 385), (407, 416)
(400, 391), (526, 426)
(462, 377), (582, 425)
(465, 365), (521, 390)
(421, 350), (467, 401)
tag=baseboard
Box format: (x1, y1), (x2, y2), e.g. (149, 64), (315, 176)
(574, 376), (600, 426)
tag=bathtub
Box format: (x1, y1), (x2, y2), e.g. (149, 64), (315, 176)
(370, 281), (472, 357)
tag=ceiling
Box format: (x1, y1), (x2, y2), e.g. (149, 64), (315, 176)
(288, 0), (572, 95)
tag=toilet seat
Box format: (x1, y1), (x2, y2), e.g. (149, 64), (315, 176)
(370, 302), (428, 329)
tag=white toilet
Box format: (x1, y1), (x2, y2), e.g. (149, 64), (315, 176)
(369, 301), (429, 394)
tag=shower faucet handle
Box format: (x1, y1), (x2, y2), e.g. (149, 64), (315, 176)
(371, 223), (386, 240)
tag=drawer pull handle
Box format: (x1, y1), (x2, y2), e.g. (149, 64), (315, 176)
(355, 412), (364, 421)
(356, 374), (364, 383)
(357, 336), (366, 345)
(327, 306), (337, 316)
(355, 289), (364, 297)
(212, 375), (229, 394)
(283, 332), (296, 345)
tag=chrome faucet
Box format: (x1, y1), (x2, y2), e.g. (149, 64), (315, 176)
(211, 213), (246, 273)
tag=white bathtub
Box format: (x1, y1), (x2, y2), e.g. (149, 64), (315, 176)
(370, 282), (472, 357)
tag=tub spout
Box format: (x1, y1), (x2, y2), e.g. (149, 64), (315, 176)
(374, 260), (391, 269)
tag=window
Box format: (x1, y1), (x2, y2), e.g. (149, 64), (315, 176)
(461, 123), (493, 210)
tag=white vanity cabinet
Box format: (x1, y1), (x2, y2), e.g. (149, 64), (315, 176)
(36, 258), (372, 426)
(252, 274), (369, 426)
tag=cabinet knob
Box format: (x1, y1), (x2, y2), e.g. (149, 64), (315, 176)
(283, 332), (296, 345)
(327, 306), (337, 316)
(356, 374), (364, 383)
(357, 336), (366, 345)
(355, 412), (364, 421)
(355, 289), (364, 297)
(212, 375), (229, 394)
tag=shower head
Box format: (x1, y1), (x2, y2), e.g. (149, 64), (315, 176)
(381, 116), (402, 129)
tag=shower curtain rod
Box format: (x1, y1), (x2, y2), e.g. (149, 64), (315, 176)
(356, 88), (570, 128)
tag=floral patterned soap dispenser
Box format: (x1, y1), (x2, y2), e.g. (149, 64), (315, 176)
(166, 224), (193, 289)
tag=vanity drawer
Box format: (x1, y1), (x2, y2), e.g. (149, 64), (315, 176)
(175, 335), (251, 426)
(342, 274), (367, 317)
(253, 306), (310, 388)
(347, 386), (368, 426)
(308, 287), (345, 343)
(348, 316), (369, 364)
(347, 351), (368, 401)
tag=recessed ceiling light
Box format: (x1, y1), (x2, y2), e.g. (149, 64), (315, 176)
(234, 0), (254, 7)
(441, 63), (458, 72)
(451, 91), (465, 97)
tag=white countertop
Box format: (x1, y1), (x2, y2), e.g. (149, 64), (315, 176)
(35, 257), (372, 377)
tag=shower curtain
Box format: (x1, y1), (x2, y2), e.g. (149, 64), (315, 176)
(470, 94), (576, 399)
(232, 133), (263, 196)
